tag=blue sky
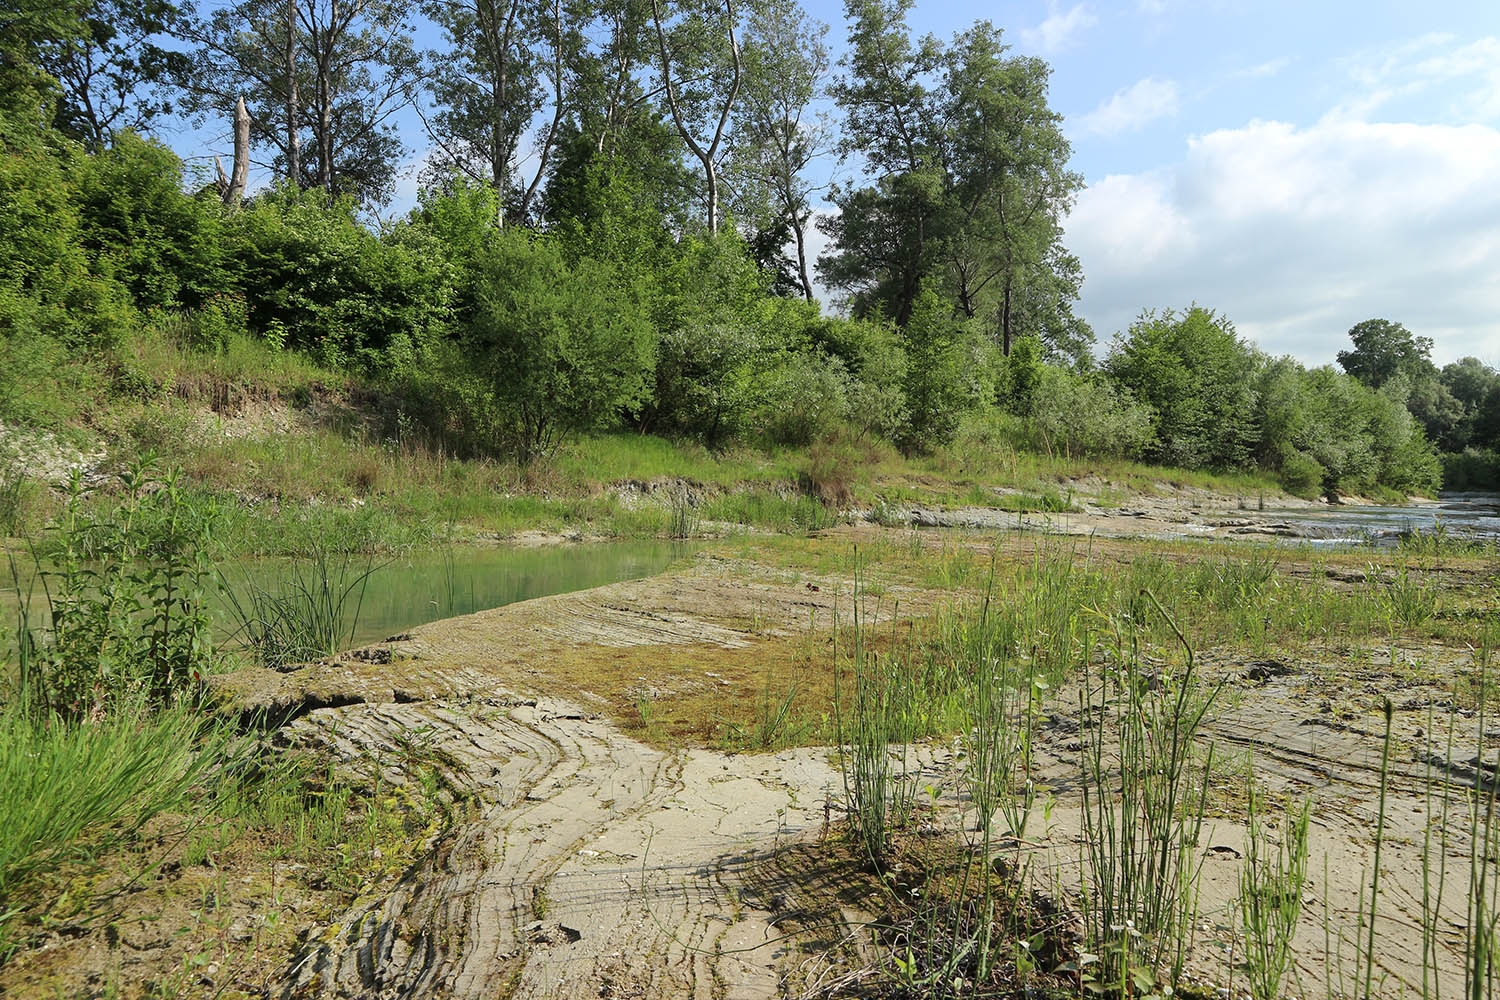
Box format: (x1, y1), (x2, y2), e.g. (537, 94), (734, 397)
(980, 0), (1500, 367)
(180, 0), (1500, 367)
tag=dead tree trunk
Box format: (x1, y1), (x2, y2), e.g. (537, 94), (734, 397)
(225, 96), (250, 206)
(285, 0), (301, 185)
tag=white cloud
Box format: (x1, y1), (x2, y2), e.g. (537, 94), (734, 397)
(1021, 3), (1098, 54)
(1065, 119), (1500, 365)
(1333, 34), (1500, 124)
(1237, 57), (1290, 80)
(1074, 78), (1180, 137)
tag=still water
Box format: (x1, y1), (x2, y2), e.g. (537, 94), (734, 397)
(221, 539), (695, 649)
(4, 540), (695, 652)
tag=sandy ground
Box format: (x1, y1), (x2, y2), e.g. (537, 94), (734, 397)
(202, 525), (1495, 1000)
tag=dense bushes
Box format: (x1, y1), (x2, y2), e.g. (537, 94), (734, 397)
(1105, 307), (1257, 470)
(465, 232), (654, 462)
(0, 127), (1465, 497)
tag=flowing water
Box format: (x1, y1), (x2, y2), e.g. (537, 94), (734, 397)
(1257, 491), (1500, 546)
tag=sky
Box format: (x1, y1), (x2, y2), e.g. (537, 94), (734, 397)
(178, 0), (1500, 368)
(832, 0), (1500, 368)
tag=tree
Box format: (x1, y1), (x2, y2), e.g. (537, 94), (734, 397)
(1336, 318), (1435, 389)
(649, 0), (745, 232)
(1438, 357), (1500, 452)
(819, 5), (1087, 352)
(188, 0), (419, 203)
(893, 284), (986, 452)
(937, 24), (1085, 358)
(466, 231), (654, 461)
(34, 0), (192, 151)
(728, 0), (831, 300)
(819, 0), (942, 324)
(1105, 306), (1258, 470)
(0, 0), (76, 132)
(419, 0), (578, 221)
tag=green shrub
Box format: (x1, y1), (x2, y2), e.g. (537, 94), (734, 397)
(465, 231), (654, 462)
(1442, 447), (1500, 490)
(755, 352), (852, 446)
(1105, 306), (1257, 469)
(1022, 365), (1154, 458)
(894, 286), (988, 454)
(15, 460), (220, 716)
(224, 187), (452, 369)
(0, 699), (234, 954)
(72, 132), (226, 312)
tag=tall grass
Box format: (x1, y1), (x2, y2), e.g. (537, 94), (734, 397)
(1239, 788), (1312, 1000)
(221, 543), (379, 669)
(0, 699), (234, 957)
(834, 567), (917, 868)
(1077, 592), (1221, 995)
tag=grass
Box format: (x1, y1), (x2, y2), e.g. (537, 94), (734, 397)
(0, 700), (235, 957)
(221, 544), (379, 669)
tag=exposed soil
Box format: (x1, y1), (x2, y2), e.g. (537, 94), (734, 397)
(7, 507), (1496, 999)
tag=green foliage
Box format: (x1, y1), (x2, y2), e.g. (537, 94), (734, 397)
(465, 230), (654, 462)
(1016, 364), (1154, 459)
(1442, 447), (1500, 491)
(0, 141), (137, 348)
(0, 698), (234, 953)
(13, 459), (220, 716)
(222, 544), (378, 670)
(1337, 318), (1434, 389)
(224, 186), (452, 370)
(894, 286), (987, 453)
(73, 131), (224, 312)
(1106, 306), (1258, 470)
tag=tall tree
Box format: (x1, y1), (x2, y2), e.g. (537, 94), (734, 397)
(728, 0), (830, 300)
(648, 0), (744, 232)
(820, 6), (1086, 353)
(937, 23), (1085, 358)
(188, 0), (418, 203)
(1336, 318), (1436, 389)
(33, 0), (192, 150)
(419, 0), (578, 221)
(0, 0), (86, 135)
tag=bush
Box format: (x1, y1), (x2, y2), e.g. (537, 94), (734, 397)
(1442, 448), (1500, 491)
(72, 132), (226, 312)
(224, 187), (452, 370)
(755, 352), (852, 446)
(1022, 365), (1154, 459)
(465, 231), (654, 462)
(894, 287), (989, 454)
(803, 426), (886, 507)
(650, 321), (766, 447)
(1105, 306), (1257, 469)
(0, 145), (137, 348)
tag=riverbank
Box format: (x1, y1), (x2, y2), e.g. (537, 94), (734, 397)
(3, 513), (1496, 998)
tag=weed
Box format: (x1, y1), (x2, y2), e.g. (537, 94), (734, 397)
(1078, 591), (1221, 994)
(1238, 787), (1311, 1000)
(221, 542), (379, 670)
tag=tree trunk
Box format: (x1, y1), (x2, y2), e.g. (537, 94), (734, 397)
(704, 159), (718, 234)
(317, 2), (334, 192)
(285, 0), (301, 185)
(1001, 280), (1013, 357)
(791, 210), (813, 302)
(224, 95), (250, 206)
